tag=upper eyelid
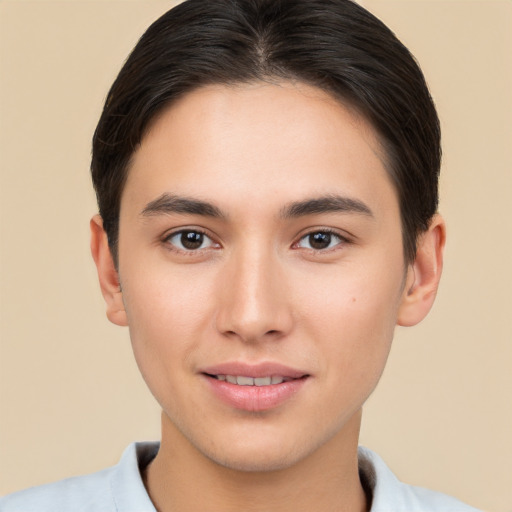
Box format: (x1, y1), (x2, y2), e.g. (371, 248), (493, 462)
(292, 229), (353, 253)
(296, 227), (352, 242)
(163, 226), (214, 240)
(162, 228), (219, 251)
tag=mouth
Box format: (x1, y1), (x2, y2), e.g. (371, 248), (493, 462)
(200, 363), (310, 412)
(205, 374), (297, 386)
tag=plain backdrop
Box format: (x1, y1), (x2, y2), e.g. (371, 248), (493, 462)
(0, 1), (510, 511)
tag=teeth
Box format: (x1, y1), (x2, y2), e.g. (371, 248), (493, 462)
(236, 376), (254, 386)
(254, 377), (271, 386)
(215, 375), (288, 386)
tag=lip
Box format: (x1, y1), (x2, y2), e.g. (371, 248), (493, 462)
(200, 361), (308, 379)
(200, 362), (310, 412)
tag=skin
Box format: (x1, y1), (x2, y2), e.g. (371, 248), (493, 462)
(91, 81), (445, 512)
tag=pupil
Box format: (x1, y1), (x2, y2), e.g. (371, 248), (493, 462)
(310, 232), (331, 249)
(181, 231), (203, 250)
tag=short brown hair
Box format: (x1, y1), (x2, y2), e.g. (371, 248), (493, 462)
(92, 0), (440, 264)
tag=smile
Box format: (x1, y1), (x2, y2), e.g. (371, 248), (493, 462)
(203, 371), (309, 411)
(211, 375), (293, 386)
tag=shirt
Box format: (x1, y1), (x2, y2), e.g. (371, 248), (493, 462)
(0, 442), (482, 511)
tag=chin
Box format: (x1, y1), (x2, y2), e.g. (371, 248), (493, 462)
(197, 428), (326, 473)
(208, 445), (305, 473)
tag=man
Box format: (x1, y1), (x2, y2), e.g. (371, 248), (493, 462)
(0, 1), (481, 510)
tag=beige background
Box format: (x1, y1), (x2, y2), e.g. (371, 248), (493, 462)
(0, 1), (510, 511)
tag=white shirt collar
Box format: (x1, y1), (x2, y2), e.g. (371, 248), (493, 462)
(109, 442), (479, 512)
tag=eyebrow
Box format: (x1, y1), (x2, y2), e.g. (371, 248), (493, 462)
(141, 194), (226, 219)
(140, 193), (373, 220)
(280, 195), (373, 218)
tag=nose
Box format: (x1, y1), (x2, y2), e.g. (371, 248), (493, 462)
(214, 245), (294, 343)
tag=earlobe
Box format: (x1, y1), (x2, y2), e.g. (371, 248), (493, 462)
(90, 215), (128, 327)
(397, 214), (446, 327)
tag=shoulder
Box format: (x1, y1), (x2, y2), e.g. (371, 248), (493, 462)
(358, 446), (483, 512)
(0, 442), (159, 512)
(0, 467), (116, 512)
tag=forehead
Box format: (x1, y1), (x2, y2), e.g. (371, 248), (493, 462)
(122, 81), (397, 221)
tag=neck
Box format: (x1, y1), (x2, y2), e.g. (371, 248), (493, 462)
(144, 410), (368, 512)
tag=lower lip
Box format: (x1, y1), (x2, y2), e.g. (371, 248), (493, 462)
(203, 375), (308, 412)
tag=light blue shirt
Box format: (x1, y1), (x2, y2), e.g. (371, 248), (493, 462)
(0, 442), (481, 511)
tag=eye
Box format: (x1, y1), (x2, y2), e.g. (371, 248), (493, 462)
(296, 230), (345, 251)
(165, 230), (216, 251)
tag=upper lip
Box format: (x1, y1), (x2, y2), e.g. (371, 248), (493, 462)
(200, 362), (309, 379)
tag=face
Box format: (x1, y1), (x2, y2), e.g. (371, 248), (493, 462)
(113, 82), (411, 471)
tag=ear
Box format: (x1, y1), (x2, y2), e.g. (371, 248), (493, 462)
(397, 214), (446, 327)
(90, 215), (128, 326)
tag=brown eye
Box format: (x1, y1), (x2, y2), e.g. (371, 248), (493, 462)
(297, 231), (344, 250)
(181, 231), (204, 249)
(310, 232), (331, 249)
(167, 230), (214, 251)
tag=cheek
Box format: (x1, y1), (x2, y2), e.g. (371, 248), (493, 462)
(307, 288), (397, 420)
(294, 259), (402, 373)
(119, 263), (217, 384)
(123, 260), (216, 333)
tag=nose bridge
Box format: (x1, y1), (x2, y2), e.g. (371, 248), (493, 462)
(216, 240), (291, 342)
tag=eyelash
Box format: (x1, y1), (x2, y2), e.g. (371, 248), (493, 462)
(163, 228), (219, 254)
(294, 229), (349, 252)
(162, 228), (350, 254)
